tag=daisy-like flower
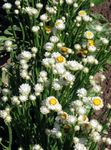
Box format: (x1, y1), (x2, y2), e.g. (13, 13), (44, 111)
(58, 111), (68, 121)
(45, 96), (62, 112)
(55, 55), (66, 63)
(84, 31), (94, 39)
(60, 47), (72, 54)
(78, 115), (89, 124)
(91, 97), (103, 110)
(78, 10), (87, 17)
(55, 19), (65, 30)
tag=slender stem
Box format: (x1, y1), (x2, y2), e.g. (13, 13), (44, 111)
(8, 125), (12, 150)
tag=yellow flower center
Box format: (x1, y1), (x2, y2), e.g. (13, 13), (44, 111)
(86, 32), (93, 37)
(45, 26), (52, 33)
(56, 56), (65, 63)
(82, 115), (87, 121)
(79, 10), (86, 16)
(93, 98), (102, 106)
(49, 98), (58, 105)
(83, 50), (88, 54)
(60, 47), (68, 53)
(60, 112), (68, 120)
(88, 40), (95, 46)
(55, 21), (61, 26)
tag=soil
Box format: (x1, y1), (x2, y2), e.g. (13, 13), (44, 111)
(92, 0), (111, 21)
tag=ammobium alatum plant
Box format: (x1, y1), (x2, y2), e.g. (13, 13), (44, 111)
(0, 0), (111, 150)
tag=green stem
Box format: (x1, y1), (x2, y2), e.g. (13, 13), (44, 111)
(8, 125), (12, 150)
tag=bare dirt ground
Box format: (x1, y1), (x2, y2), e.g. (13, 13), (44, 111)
(92, 0), (111, 21)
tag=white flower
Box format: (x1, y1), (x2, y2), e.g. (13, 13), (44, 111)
(32, 26), (40, 33)
(0, 110), (8, 119)
(5, 115), (12, 123)
(76, 16), (82, 22)
(95, 25), (102, 32)
(73, 137), (79, 144)
(40, 13), (48, 22)
(86, 56), (98, 64)
(77, 107), (86, 115)
(90, 119), (99, 129)
(50, 36), (59, 43)
(77, 88), (87, 98)
(74, 44), (81, 50)
(19, 95), (28, 102)
(3, 3), (12, 10)
(31, 47), (38, 53)
(19, 83), (31, 96)
(91, 97), (103, 110)
(21, 51), (32, 61)
(45, 96), (61, 112)
(91, 131), (101, 142)
(84, 31), (94, 39)
(36, 3), (43, 9)
(66, 61), (83, 71)
(18, 147), (23, 150)
(52, 0), (64, 5)
(73, 3), (78, 8)
(35, 83), (44, 96)
(4, 40), (12, 47)
(14, 9), (19, 14)
(74, 125), (80, 131)
(88, 46), (96, 52)
(66, 0), (74, 5)
(106, 138), (111, 145)
(83, 15), (90, 22)
(100, 38), (109, 45)
(53, 64), (66, 75)
(11, 96), (20, 105)
(2, 96), (8, 102)
(20, 70), (28, 79)
(40, 106), (50, 115)
(92, 85), (101, 93)
(90, 3), (95, 7)
(74, 143), (87, 150)
(25, 7), (38, 16)
(67, 115), (76, 124)
(71, 100), (83, 108)
(29, 95), (36, 101)
(62, 72), (75, 84)
(52, 79), (62, 91)
(78, 115), (89, 124)
(55, 19), (65, 30)
(15, 1), (20, 6)
(44, 42), (54, 51)
(33, 144), (43, 150)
